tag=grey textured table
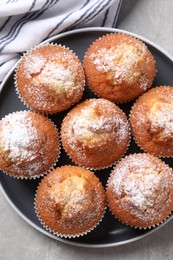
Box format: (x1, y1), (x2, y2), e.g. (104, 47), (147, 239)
(1, 0), (173, 259)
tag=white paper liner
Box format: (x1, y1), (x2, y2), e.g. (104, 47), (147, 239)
(34, 201), (107, 239)
(107, 204), (173, 230)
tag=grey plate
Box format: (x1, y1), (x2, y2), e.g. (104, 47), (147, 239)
(0, 27), (173, 248)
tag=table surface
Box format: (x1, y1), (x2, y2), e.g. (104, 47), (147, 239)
(1, 0), (173, 259)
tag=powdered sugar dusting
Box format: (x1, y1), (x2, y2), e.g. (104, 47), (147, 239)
(148, 101), (173, 138)
(109, 154), (173, 221)
(0, 113), (42, 175)
(124, 172), (160, 211)
(110, 155), (156, 196)
(1, 114), (37, 156)
(61, 99), (130, 168)
(36, 167), (106, 235)
(89, 44), (149, 90)
(32, 61), (78, 94)
(49, 175), (96, 221)
(23, 50), (83, 93)
(71, 99), (129, 148)
(25, 54), (45, 75)
(16, 45), (85, 113)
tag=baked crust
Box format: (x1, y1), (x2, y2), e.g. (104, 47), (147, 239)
(0, 111), (59, 178)
(16, 44), (85, 114)
(107, 153), (173, 228)
(61, 98), (130, 169)
(83, 33), (156, 103)
(130, 86), (173, 157)
(35, 165), (106, 236)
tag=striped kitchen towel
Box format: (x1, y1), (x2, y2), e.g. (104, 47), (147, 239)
(0, 0), (122, 84)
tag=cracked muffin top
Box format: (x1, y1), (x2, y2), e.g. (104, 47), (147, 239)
(35, 165), (106, 237)
(106, 153), (173, 228)
(0, 110), (59, 178)
(130, 86), (173, 157)
(15, 44), (85, 114)
(83, 33), (156, 103)
(61, 98), (130, 169)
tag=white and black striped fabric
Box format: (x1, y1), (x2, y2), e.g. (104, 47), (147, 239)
(0, 0), (122, 83)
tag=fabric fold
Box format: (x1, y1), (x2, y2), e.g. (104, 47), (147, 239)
(0, 0), (122, 83)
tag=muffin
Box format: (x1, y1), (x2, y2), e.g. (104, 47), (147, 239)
(83, 33), (156, 103)
(15, 43), (85, 114)
(0, 111), (59, 179)
(130, 86), (173, 157)
(61, 98), (130, 169)
(35, 165), (106, 238)
(106, 153), (173, 228)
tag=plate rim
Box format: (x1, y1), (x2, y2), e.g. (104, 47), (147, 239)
(1, 27), (173, 93)
(0, 26), (173, 248)
(1, 180), (173, 248)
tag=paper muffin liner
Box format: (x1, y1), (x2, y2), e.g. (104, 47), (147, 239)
(106, 205), (173, 230)
(34, 200), (107, 239)
(0, 110), (61, 180)
(106, 198), (173, 230)
(34, 167), (107, 238)
(129, 95), (173, 159)
(106, 153), (173, 229)
(83, 32), (157, 104)
(14, 42), (85, 115)
(60, 99), (132, 171)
